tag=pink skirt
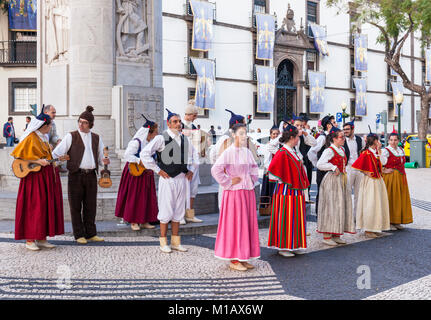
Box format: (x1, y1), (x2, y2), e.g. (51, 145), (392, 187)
(114, 163), (158, 224)
(15, 165), (64, 240)
(214, 189), (260, 261)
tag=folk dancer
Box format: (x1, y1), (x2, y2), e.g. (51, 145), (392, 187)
(181, 99), (205, 224)
(141, 108), (198, 253)
(211, 123), (260, 271)
(342, 120), (365, 220)
(307, 115), (335, 215)
(209, 109), (259, 209)
(352, 128), (390, 238)
(11, 113), (65, 251)
(267, 124), (310, 257)
(52, 106), (110, 244)
(114, 115), (159, 231)
(381, 132), (413, 230)
(316, 127), (355, 246)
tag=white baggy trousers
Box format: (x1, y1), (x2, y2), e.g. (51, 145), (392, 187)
(157, 173), (187, 224)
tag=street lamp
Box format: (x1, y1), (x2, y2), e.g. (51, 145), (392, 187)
(341, 101), (348, 126)
(395, 92), (404, 139)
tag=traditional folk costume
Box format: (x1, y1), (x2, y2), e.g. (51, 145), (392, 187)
(52, 107), (106, 242)
(11, 115), (64, 242)
(267, 142), (310, 252)
(211, 144), (260, 262)
(210, 109), (259, 209)
(316, 143), (355, 238)
(307, 115), (333, 214)
(114, 122), (158, 226)
(141, 109), (198, 251)
(343, 121), (365, 219)
(352, 147), (390, 233)
(381, 145), (413, 226)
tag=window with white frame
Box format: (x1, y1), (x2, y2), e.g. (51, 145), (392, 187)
(12, 82), (36, 113)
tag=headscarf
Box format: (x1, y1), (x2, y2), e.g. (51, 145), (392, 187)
(19, 113), (51, 142)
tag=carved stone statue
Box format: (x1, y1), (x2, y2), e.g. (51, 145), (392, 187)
(281, 4), (296, 34)
(45, 0), (70, 65)
(116, 0), (150, 63)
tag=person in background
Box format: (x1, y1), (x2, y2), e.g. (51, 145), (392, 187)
(3, 117), (16, 147)
(343, 120), (365, 221)
(24, 116), (31, 131)
(209, 125), (216, 144)
(380, 131), (386, 147)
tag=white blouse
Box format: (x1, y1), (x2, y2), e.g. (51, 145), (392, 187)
(316, 144), (346, 172)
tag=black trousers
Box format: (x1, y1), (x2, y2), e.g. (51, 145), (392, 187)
(68, 170), (98, 239)
(315, 169), (328, 215)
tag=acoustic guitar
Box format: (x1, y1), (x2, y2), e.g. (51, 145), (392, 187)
(12, 155), (70, 178)
(128, 161), (146, 177)
(98, 146), (112, 188)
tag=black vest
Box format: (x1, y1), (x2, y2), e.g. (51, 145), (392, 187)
(299, 135), (312, 166)
(343, 135), (363, 162)
(156, 131), (189, 178)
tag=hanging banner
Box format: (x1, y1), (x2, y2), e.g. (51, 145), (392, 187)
(308, 71), (326, 113)
(190, 0), (213, 52)
(256, 65), (275, 113)
(309, 23), (329, 56)
(353, 78), (367, 116)
(390, 67), (399, 77)
(191, 58), (215, 109)
(426, 48), (431, 83)
(354, 34), (368, 72)
(391, 81), (404, 116)
(256, 13), (275, 61)
(8, 0), (37, 31)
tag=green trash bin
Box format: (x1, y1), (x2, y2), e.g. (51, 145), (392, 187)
(410, 139), (427, 168)
(405, 162), (418, 169)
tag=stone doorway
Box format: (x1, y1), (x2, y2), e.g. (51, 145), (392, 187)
(276, 59), (296, 124)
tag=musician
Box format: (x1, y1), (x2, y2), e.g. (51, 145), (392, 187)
(11, 113), (65, 251)
(52, 106), (110, 244)
(114, 116), (159, 231)
(181, 99), (204, 224)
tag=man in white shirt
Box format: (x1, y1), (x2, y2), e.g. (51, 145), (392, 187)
(141, 109), (197, 253)
(52, 106), (110, 244)
(307, 115), (334, 214)
(343, 120), (365, 219)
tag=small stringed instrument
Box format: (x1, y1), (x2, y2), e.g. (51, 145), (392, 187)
(98, 146), (112, 188)
(128, 161), (146, 176)
(12, 155), (70, 178)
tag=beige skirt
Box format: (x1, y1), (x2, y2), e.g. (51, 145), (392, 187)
(317, 171), (355, 235)
(356, 176), (390, 232)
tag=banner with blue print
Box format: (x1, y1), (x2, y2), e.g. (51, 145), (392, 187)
(256, 13), (275, 61)
(8, 0), (37, 31)
(426, 48), (431, 83)
(308, 71), (326, 113)
(354, 34), (368, 72)
(190, 0), (213, 52)
(390, 67), (399, 77)
(353, 78), (367, 116)
(191, 58), (215, 110)
(391, 81), (404, 116)
(309, 23), (329, 56)
(256, 65), (275, 113)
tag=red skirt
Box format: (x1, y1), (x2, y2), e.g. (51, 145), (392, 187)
(114, 163), (158, 224)
(15, 165), (65, 240)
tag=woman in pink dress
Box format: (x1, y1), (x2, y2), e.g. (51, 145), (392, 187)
(211, 123), (260, 271)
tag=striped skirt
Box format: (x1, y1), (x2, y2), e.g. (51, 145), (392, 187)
(267, 183), (307, 250)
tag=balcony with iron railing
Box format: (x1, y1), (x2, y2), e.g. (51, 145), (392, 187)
(0, 40), (37, 66)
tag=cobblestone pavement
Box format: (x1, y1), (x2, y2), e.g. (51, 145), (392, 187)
(0, 169), (430, 300)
